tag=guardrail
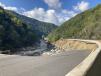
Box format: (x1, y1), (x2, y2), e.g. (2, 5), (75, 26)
(65, 39), (101, 76)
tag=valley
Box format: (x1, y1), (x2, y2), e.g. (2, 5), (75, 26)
(0, 3), (101, 76)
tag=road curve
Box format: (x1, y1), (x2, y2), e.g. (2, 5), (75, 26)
(0, 50), (90, 76)
(66, 39), (101, 76)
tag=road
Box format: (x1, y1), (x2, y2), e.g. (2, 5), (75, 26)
(0, 50), (90, 76)
(65, 39), (101, 76)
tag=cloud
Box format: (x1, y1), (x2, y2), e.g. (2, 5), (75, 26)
(73, 1), (89, 12)
(0, 1), (89, 25)
(23, 0), (80, 25)
(23, 8), (45, 21)
(23, 8), (77, 25)
(0, 2), (26, 14)
(44, 0), (61, 9)
(23, 8), (59, 24)
(0, 2), (18, 11)
(44, 10), (59, 24)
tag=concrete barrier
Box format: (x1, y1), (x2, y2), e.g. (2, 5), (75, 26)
(85, 49), (101, 76)
(65, 39), (101, 76)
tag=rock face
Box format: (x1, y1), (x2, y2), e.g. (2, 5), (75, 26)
(53, 39), (97, 51)
(43, 39), (97, 56)
(40, 40), (47, 50)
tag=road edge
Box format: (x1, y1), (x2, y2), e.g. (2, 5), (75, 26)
(65, 39), (101, 76)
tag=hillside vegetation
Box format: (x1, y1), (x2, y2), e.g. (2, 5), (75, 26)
(48, 4), (101, 42)
(9, 11), (57, 38)
(0, 6), (57, 51)
(0, 7), (38, 51)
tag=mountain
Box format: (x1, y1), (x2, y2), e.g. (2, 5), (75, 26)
(8, 11), (57, 38)
(48, 4), (101, 42)
(0, 6), (56, 51)
(0, 6), (38, 51)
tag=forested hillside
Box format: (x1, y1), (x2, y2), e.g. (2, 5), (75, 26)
(9, 11), (57, 38)
(0, 6), (57, 51)
(48, 4), (101, 42)
(0, 7), (38, 50)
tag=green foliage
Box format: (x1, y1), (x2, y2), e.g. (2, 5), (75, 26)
(0, 6), (57, 52)
(0, 7), (37, 51)
(0, 10), (3, 13)
(9, 11), (57, 38)
(48, 4), (101, 42)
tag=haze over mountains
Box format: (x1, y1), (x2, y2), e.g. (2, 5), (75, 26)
(0, 6), (57, 51)
(48, 4), (101, 42)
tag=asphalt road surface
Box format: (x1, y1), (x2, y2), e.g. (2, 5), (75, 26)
(0, 50), (90, 76)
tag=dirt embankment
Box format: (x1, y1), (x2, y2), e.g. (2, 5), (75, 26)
(53, 39), (97, 51)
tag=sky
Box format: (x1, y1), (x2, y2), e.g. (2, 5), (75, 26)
(0, 0), (101, 25)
